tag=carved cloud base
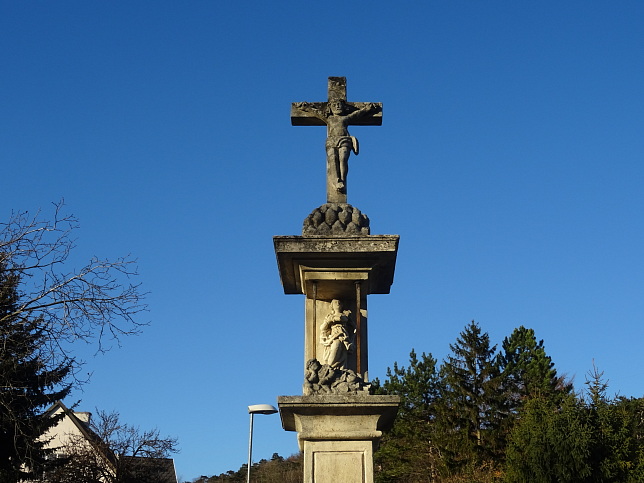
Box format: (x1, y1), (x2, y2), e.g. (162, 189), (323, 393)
(278, 394), (399, 483)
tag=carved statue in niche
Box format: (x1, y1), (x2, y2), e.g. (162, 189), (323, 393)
(319, 299), (355, 370)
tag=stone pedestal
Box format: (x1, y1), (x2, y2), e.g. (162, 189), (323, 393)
(275, 234), (400, 481)
(278, 395), (400, 483)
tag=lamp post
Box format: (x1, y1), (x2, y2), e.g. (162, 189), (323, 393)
(247, 404), (278, 483)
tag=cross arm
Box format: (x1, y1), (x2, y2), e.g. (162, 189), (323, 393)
(291, 102), (328, 126)
(346, 103), (383, 126)
(291, 102), (383, 126)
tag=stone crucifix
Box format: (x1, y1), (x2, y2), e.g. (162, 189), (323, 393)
(291, 77), (382, 204)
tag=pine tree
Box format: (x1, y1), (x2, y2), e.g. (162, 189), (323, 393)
(0, 264), (73, 482)
(435, 321), (506, 476)
(584, 367), (642, 482)
(498, 325), (571, 412)
(374, 349), (440, 482)
(505, 367), (644, 482)
(505, 393), (592, 482)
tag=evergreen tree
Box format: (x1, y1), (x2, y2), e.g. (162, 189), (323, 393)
(435, 321), (506, 476)
(498, 325), (571, 411)
(369, 325), (644, 482)
(505, 366), (644, 482)
(374, 349), (440, 482)
(505, 393), (592, 482)
(624, 397), (644, 482)
(195, 452), (302, 482)
(0, 264), (73, 482)
(584, 367), (643, 482)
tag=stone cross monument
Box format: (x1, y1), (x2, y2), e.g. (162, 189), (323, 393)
(276, 77), (400, 483)
(291, 76), (382, 204)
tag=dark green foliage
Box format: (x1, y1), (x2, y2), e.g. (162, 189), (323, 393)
(193, 453), (302, 482)
(203, 321), (644, 483)
(505, 394), (592, 482)
(379, 349), (439, 420)
(505, 367), (644, 483)
(374, 350), (440, 482)
(0, 265), (73, 482)
(583, 367), (644, 482)
(496, 325), (573, 467)
(373, 322), (595, 482)
(434, 321), (506, 475)
(498, 326), (571, 408)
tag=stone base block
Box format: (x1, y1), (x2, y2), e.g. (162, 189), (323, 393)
(305, 439), (373, 483)
(278, 394), (400, 483)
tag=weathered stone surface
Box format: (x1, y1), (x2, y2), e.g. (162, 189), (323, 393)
(302, 203), (370, 236)
(310, 445), (366, 483)
(291, 77), (382, 204)
(303, 359), (370, 395)
(273, 235), (399, 295)
(277, 77), (399, 482)
(278, 394), (400, 438)
(278, 394), (400, 482)
(319, 300), (354, 369)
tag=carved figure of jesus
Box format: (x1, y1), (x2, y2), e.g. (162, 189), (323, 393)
(324, 100), (376, 192)
(291, 77), (382, 203)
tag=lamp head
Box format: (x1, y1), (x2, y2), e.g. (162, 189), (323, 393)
(248, 404), (278, 415)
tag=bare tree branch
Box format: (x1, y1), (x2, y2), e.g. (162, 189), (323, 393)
(0, 201), (148, 368)
(47, 409), (178, 482)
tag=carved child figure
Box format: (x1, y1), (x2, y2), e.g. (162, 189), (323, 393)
(303, 359), (335, 395)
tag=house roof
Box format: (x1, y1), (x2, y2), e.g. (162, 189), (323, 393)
(43, 400), (118, 470)
(122, 456), (178, 483)
(43, 401), (178, 483)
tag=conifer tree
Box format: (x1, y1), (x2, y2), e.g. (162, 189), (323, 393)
(498, 325), (571, 412)
(0, 264), (73, 482)
(584, 367), (643, 482)
(374, 349), (440, 482)
(505, 393), (592, 482)
(434, 321), (506, 475)
(505, 367), (644, 482)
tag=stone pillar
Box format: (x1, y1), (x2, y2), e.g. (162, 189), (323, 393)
(278, 395), (400, 483)
(280, 77), (397, 482)
(274, 232), (400, 482)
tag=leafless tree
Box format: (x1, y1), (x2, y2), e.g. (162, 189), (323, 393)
(92, 409), (179, 462)
(0, 201), (147, 375)
(44, 409), (179, 483)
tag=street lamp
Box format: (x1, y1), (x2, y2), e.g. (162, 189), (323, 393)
(247, 404), (278, 483)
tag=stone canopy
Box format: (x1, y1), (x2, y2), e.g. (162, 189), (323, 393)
(274, 235), (399, 297)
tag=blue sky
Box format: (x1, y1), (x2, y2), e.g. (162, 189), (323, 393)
(2, 1), (644, 480)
